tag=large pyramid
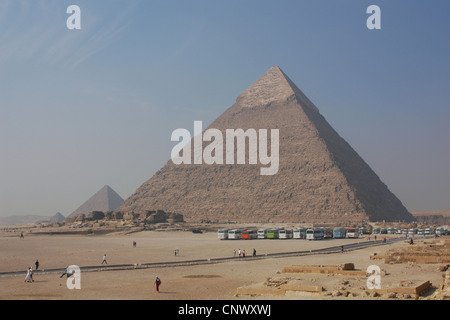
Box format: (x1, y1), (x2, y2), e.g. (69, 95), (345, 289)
(118, 66), (414, 223)
(68, 185), (124, 218)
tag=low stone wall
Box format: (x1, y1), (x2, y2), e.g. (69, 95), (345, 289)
(282, 263), (367, 276)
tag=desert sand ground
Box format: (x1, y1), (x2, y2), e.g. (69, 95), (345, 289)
(0, 228), (447, 300)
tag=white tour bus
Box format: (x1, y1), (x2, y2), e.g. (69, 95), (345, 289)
(293, 228), (307, 239)
(257, 229), (267, 239)
(279, 229), (293, 239)
(306, 228), (324, 240)
(228, 229), (243, 240)
(218, 229), (229, 240)
(346, 228), (359, 238)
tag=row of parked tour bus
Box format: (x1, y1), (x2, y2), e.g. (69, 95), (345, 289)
(218, 227), (362, 240)
(372, 227), (447, 236)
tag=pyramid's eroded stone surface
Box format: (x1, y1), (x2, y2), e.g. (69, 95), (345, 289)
(118, 67), (414, 223)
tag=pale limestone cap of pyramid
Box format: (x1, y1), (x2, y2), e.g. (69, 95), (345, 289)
(236, 66), (319, 113)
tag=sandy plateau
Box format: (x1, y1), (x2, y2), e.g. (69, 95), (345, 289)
(0, 224), (449, 300)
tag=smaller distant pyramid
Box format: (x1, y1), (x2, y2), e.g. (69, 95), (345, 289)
(68, 185), (124, 218)
(49, 212), (65, 223)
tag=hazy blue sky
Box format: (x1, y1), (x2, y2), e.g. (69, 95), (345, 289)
(0, 0), (449, 217)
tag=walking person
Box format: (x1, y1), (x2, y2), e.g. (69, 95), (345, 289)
(233, 249), (236, 257)
(253, 248), (256, 257)
(24, 267), (33, 283)
(102, 254), (107, 264)
(35, 259), (39, 271)
(155, 276), (161, 293)
(60, 266), (69, 278)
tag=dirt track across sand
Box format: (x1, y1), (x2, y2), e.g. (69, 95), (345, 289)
(0, 229), (447, 300)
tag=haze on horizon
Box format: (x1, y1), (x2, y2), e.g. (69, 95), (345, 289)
(0, 0), (449, 217)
